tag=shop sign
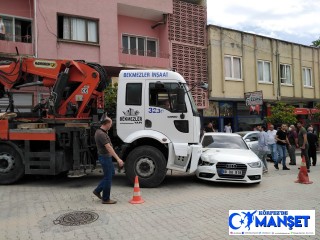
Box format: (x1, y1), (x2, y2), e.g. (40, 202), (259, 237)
(244, 91), (263, 106)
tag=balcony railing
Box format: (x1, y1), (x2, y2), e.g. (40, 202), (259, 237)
(119, 48), (170, 69)
(0, 34), (33, 56)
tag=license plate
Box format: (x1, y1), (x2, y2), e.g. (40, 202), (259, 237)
(223, 169), (242, 175)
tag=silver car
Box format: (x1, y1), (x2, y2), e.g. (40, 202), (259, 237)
(235, 131), (282, 161)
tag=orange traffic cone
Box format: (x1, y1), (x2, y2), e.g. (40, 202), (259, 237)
(129, 176), (145, 204)
(295, 156), (313, 184)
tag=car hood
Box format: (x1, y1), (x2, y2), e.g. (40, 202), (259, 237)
(201, 148), (260, 163)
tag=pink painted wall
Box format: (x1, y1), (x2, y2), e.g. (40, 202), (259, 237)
(35, 0), (172, 68)
(118, 15), (170, 69)
(118, 15), (169, 56)
(0, 0), (34, 55)
(0, 0), (34, 19)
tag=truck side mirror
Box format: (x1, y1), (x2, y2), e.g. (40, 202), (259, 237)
(176, 88), (186, 112)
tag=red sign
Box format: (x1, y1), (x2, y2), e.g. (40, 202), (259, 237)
(294, 108), (310, 115)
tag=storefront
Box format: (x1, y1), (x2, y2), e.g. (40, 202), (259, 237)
(202, 101), (264, 132)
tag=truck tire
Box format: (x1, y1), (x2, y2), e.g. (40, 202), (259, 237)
(0, 144), (25, 184)
(125, 145), (167, 188)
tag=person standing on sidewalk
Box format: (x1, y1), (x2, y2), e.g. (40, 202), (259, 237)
(275, 124), (291, 170)
(307, 127), (318, 166)
(257, 125), (269, 173)
(297, 122), (310, 172)
(267, 124), (278, 165)
(93, 116), (124, 204)
(287, 125), (299, 165)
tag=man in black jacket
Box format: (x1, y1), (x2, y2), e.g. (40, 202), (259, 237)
(307, 127), (318, 166)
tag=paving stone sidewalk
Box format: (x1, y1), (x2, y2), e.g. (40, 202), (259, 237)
(0, 155), (319, 240)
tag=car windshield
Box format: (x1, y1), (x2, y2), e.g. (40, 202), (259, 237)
(201, 135), (249, 149)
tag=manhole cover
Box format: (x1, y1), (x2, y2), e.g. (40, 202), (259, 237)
(53, 211), (99, 226)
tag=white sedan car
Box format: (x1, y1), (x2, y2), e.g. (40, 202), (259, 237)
(196, 133), (263, 184)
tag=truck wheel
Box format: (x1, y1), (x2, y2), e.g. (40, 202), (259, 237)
(125, 145), (167, 188)
(0, 144), (25, 184)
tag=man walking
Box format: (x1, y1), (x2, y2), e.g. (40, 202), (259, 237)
(307, 127), (318, 166)
(287, 125), (299, 165)
(267, 124), (278, 165)
(257, 125), (269, 173)
(275, 124), (291, 170)
(93, 116), (124, 204)
(297, 122), (310, 172)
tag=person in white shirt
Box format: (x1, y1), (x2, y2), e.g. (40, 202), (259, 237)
(267, 124), (278, 166)
(0, 17), (6, 40)
(224, 122), (232, 133)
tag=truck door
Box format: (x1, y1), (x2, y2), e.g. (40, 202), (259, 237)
(145, 81), (193, 143)
(117, 82), (145, 140)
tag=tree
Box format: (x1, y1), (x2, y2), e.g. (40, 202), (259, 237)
(265, 102), (297, 127)
(312, 38), (320, 47)
(104, 82), (118, 118)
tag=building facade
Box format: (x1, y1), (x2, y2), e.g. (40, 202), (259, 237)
(207, 25), (320, 132)
(0, 0), (207, 112)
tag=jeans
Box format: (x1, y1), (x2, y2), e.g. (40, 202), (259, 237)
(277, 144), (287, 168)
(94, 155), (115, 201)
(268, 143), (278, 164)
(288, 145), (296, 164)
(258, 150), (268, 171)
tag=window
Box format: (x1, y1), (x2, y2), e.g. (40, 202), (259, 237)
(224, 56), (242, 80)
(122, 34), (157, 57)
(280, 64), (292, 85)
(57, 15), (98, 43)
(0, 15), (32, 42)
(149, 83), (186, 113)
(258, 60), (271, 83)
(303, 67), (312, 87)
(126, 83), (142, 105)
(0, 93), (33, 112)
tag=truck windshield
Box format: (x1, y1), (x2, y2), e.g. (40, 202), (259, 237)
(183, 84), (199, 116)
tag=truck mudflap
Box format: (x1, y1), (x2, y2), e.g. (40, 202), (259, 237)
(166, 143), (202, 172)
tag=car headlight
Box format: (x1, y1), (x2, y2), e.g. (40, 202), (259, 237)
(199, 155), (215, 166)
(248, 161), (262, 168)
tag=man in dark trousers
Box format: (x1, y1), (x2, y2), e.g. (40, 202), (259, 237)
(307, 127), (318, 166)
(297, 122), (310, 172)
(93, 116), (124, 204)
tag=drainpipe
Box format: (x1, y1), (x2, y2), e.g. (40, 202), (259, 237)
(34, 0), (38, 57)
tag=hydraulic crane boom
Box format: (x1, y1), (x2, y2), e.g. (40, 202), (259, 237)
(0, 57), (107, 119)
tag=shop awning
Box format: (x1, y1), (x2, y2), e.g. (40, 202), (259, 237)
(311, 108), (320, 114)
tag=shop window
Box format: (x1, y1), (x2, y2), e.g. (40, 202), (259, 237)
(122, 34), (157, 57)
(303, 67), (312, 87)
(224, 55), (242, 80)
(280, 64), (292, 85)
(57, 15), (98, 43)
(0, 15), (32, 43)
(258, 60), (271, 83)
